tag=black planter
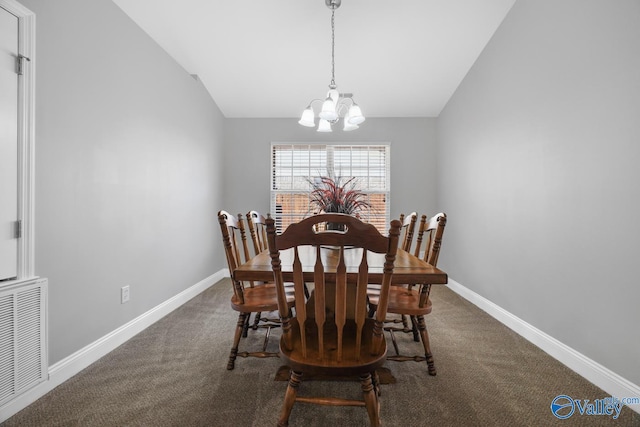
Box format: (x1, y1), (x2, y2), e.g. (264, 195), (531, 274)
(326, 222), (346, 231)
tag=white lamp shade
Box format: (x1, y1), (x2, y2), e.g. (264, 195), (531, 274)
(317, 119), (332, 132)
(298, 108), (316, 127)
(343, 112), (358, 131)
(319, 98), (338, 121)
(347, 104), (365, 125)
(343, 120), (359, 132)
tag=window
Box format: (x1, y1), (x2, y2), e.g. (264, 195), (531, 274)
(271, 144), (390, 233)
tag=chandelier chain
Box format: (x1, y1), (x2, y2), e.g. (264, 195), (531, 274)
(330, 9), (336, 87)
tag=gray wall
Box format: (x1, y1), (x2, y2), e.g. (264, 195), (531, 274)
(21, 0), (225, 364)
(223, 118), (438, 224)
(437, 0), (640, 384)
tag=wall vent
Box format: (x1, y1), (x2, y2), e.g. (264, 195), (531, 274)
(0, 279), (47, 407)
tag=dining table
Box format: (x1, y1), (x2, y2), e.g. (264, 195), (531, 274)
(234, 245), (448, 286)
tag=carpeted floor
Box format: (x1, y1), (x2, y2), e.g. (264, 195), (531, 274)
(3, 281), (639, 426)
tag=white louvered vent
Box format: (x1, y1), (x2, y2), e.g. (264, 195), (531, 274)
(0, 279), (47, 407)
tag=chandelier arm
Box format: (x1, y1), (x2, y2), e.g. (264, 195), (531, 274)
(305, 98), (325, 111)
(338, 95), (355, 106)
(335, 102), (350, 117)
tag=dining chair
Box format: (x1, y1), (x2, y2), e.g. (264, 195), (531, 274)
(245, 210), (272, 329)
(246, 210), (308, 330)
(217, 210), (294, 370)
(368, 212), (418, 335)
(368, 212), (447, 376)
(266, 213), (402, 427)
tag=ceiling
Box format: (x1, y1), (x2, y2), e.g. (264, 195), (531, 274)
(112, 0), (515, 119)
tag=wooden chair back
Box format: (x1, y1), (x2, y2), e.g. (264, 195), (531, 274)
(266, 213), (402, 363)
(218, 210), (253, 303)
(413, 213), (447, 266)
(412, 212), (447, 308)
(399, 212), (418, 252)
(246, 210), (268, 256)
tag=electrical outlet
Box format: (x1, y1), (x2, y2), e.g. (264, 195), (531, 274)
(121, 285), (130, 304)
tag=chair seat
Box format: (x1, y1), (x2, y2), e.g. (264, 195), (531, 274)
(280, 318), (387, 377)
(368, 286), (432, 316)
(231, 283), (294, 312)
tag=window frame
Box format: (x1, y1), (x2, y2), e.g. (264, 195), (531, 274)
(270, 143), (391, 233)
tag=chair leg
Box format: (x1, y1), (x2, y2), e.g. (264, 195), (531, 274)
(410, 315), (420, 342)
(252, 312), (262, 330)
(372, 370), (381, 397)
(278, 370), (302, 427)
(367, 302), (377, 318)
(361, 373), (381, 427)
(227, 312), (247, 370)
(242, 312), (251, 338)
(416, 315), (436, 376)
(401, 314), (410, 331)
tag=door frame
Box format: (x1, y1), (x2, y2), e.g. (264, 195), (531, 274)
(0, 0), (35, 284)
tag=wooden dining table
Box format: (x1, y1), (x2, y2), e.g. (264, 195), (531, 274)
(234, 245), (448, 286)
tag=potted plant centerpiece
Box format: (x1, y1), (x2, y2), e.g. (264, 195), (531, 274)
(308, 174), (371, 230)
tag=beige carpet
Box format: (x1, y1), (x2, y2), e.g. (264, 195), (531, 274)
(3, 281), (639, 426)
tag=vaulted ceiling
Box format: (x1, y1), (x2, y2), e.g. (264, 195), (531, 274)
(112, 0), (515, 118)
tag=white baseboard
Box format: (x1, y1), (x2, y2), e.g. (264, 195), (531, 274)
(0, 270), (226, 422)
(446, 278), (640, 414)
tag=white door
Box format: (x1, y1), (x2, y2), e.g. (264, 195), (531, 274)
(0, 5), (19, 281)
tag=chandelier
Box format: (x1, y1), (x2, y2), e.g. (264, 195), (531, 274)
(298, 0), (365, 132)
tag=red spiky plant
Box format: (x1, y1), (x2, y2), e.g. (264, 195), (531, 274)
(308, 175), (371, 217)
